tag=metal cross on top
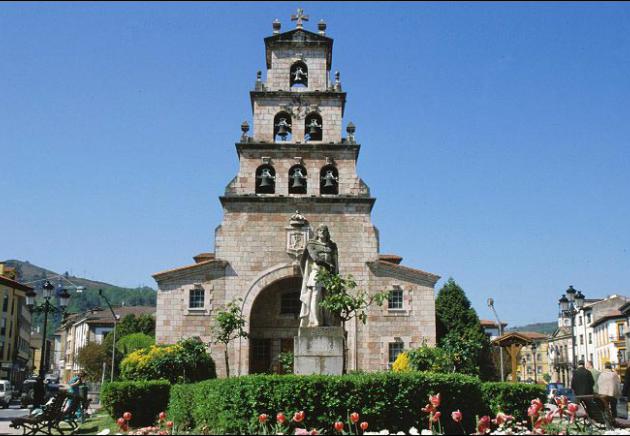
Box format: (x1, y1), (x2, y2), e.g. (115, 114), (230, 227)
(291, 8), (309, 29)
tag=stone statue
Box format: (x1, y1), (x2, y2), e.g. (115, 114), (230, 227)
(299, 224), (338, 328)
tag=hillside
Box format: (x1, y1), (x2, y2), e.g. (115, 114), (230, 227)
(3, 259), (156, 335)
(508, 321), (557, 336)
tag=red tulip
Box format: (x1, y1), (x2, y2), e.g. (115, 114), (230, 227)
(117, 417), (126, 427)
(277, 412), (286, 424)
(477, 415), (491, 433)
(451, 410), (463, 423)
(334, 421), (344, 432)
(293, 410), (305, 423)
(429, 393), (441, 408)
(350, 412), (360, 423)
(360, 421), (369, 431)
(123, 411), (132, 421)
(159, 411), (167, 421)
(166, 421), (174, 428)
(259, 413), (268, 424)
(431, 411), (442, 422)
(567, 403), (578, 414)
(421, 404), (435, 414)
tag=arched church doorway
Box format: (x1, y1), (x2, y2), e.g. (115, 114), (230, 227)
(249, 276), (301, 374)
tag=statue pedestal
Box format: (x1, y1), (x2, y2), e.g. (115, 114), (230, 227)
(294, 326), (344, 375)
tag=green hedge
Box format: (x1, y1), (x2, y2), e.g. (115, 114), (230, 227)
(101, 380), (171, 427)
(168, 372), (483, 434)
(481, 382), (546, 421)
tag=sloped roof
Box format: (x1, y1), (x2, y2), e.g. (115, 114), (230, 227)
(0, 275), (32, 292)
(591, 310), (624, 328)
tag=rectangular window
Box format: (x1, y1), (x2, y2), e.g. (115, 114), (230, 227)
(619, 324), (625, 340)
(588, 333), (592, 344)
(580, 334), (584, 345)
(587, 313), (592, 324)
(388, 342), (404, 364)
(387, 289), (403, 310)
(578, 316), (583, 326)
(537, 366), (542, 374)
(188, 288), (205, 309)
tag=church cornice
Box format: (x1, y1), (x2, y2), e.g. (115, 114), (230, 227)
(219, 195), (376, 211)
(367, 260), (441, 287)
(235, 141), (360, 159)
(249, 91), (346, 116)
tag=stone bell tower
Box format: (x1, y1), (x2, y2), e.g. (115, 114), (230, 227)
(153, 10), (440, 377)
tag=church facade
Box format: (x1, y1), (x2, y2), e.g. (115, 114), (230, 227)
(153, 12), (440, 377)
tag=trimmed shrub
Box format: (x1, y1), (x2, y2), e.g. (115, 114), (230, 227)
(481, 382), (547, 421)
(168, 383), (196, 432)
(101, 380), (171, 427)
(120, 337), (216, 384)
(169, 372), (483, 434)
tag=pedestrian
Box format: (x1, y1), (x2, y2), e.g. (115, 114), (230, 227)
(571, 359), (595, 396)
(598, 362), (622, 418)
(588, 360), (601, 392)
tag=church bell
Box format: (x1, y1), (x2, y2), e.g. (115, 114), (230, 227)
(258, 170), (275, 187)
(276, 124), (289, 139)
(322, 170), (337, 187)
(291, 169), (305, 188)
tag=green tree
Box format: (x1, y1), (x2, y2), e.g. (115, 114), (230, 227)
(213, 299), (247, 377)
(435, 278), (496, 379)
(317, 269), (387, 373)
(101, 314), (156, 379)
(76, 342), (108, 382)
(116, 333), (154, 356)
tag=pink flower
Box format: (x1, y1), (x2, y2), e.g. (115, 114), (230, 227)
(293, 411), (305, 423)
(451, 410), (463, 423)
(431, 411), (442, 422)
(295, 429), (310, 435)
(494, 412), (513, 425)
(429, 393), (441, 408)
(477, 415), (491, 433)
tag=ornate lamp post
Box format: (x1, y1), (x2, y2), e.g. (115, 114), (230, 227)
(25, 280), (70, 405)
(558, 285), (585, 374)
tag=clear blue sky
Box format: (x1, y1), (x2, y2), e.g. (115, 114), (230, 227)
(1, 2), (629, 326)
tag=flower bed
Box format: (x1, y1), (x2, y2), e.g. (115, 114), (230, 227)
(167, 372), (544, 434)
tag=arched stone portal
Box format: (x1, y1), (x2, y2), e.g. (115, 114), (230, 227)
(249, 276), (302, 374)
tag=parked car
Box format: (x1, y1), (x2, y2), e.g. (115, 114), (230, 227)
(0, 380), (14, 408)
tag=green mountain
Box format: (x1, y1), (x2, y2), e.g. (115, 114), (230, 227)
(3, 259), (156, 336)
(508, 321), (557, 336)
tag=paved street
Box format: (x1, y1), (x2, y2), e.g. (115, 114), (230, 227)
(0, 402), (30, 435)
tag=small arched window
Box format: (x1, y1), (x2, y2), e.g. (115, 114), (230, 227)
(290, 61), (308, 88)
(288, 165), (307, 194)
(320, 165), (339, 195)
(255, 164), (276, 194)
(305, 113), (323, 142)
(273, 112), (292, 142)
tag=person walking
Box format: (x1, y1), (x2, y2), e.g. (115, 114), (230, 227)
(588, 360), (601, 392)
(571, 359), (595, 396)
(598, 362), (622, 418)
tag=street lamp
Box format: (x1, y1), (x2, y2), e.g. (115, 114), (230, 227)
(487, 298), (505, 382)
(98, 289), (119, 382)
(558, 285), (585, 374)
(531, 341), (538, 384)
(26, 280), (70, 405)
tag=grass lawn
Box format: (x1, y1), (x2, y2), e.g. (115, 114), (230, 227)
(75, 411), (119, 435)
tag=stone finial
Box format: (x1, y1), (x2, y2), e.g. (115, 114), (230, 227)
(318, 19), (327, 35)
(240, 121), (250, 142)
(346, 122), (356, 143)
(272, 19), (281, 34)
(255, 70), (264, 91)
(334, 71), (342, 91)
